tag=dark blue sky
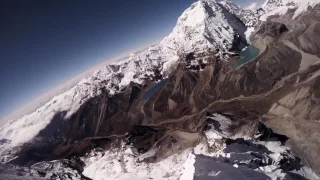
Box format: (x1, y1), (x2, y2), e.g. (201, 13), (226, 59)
(0, 0), (257, 119)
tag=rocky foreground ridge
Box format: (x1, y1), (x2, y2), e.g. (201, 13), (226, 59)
(1, 0), (320, 179)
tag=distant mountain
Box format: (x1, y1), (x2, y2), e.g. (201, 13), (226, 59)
(261, 0), (320, 20)
(219, 0), (261, 27)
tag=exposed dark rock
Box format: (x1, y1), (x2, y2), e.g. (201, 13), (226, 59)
(186, 52), (196, 64)
(218, 3), (248, 50)
(194, 154), (271, 180)
(285, 172), (309, 180)
(9, 139), (64, 166)
(257, 122), (289, 145)
(257, 21), (288, 37)
(125, 126), (165, 154)
(108, 65), (120, 72)
(0, 138), (11, 145)
(279, 155), (302, 172)
(0, 158), (91, 180)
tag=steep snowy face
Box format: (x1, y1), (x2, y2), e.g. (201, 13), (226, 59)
(221, 0), (320, 27)
(161, 0), (247, 52)
(261, 0), (320, 20)
(219, 0), (260, 27)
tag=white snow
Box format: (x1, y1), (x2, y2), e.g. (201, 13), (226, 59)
(179, 152), (196, 180)
(206, 113), (233, 138)
(255, 141), (290, 162)
(205, 131), (223, 140)
(245, 27), (255, 42)
(261, 0), (320, 21)
(219, 0), (261, 27)
(208, 171), (221, 176)
(82, 147), (192, 180)
(137, 147), (158, 162)
(194, 140), (229, 158)
(246, 2), (261, 11)
(257, 165), (286, 180)
(161, 55), (179, 77)
(183, 2), (207, 28)
(161, 0), (243, 53)
(260, 5), (290, 21)
(253, 141), (291, 180)
(290, 0), (320, 18)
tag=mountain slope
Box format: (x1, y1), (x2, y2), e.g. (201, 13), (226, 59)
(261, 0), (320, 20)
(221, 0), (320, 28)
(220, 0), (261, 27)
(1, 0), (320, 180)
(161, 0), (247, 52)
(0, 0), (247, 152)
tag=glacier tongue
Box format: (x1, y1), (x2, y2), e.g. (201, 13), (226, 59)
(0, 0), (246, 151)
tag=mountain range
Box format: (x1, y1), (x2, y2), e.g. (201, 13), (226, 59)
(1, 0), (320, 179)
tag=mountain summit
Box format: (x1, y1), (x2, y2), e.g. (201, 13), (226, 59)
(161, 0), (247, 52)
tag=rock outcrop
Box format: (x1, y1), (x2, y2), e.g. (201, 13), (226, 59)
(257, 21), (288, 37)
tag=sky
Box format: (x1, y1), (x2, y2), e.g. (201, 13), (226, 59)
(0, 0), (262, 121)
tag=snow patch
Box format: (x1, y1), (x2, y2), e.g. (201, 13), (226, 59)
(83, 148), (192, 180)
(257, 165), (286, 180)
(245, 27), (255, 42)
(179, 152), (196, 180)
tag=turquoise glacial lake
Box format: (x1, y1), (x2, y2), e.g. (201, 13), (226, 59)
(143, 79), (168, 100)
(232, 45), (260, 68)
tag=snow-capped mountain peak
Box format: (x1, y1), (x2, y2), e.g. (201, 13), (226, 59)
(161, 0), (247, 52)
(219, 0), (261, 27)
